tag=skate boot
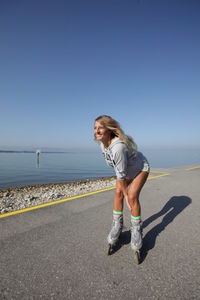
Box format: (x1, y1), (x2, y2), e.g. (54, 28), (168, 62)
(107, 213), (123, 255)
(130, 218), (143, 264)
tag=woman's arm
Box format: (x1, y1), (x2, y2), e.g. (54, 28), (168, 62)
(116, 178), (131, 210)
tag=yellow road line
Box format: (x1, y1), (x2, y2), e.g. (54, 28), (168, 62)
(148, 173), (169, 180)
(0, 173), (169, 219)
(0, 186), (115, 219)
(185, 165), (200, 171)
(149, 170), (169, 174)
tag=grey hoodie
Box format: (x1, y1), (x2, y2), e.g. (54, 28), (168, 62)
(100, 138), (149, 180)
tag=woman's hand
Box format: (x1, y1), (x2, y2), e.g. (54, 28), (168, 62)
(116, 179), (132, 211)
(125, 195), (131, 211)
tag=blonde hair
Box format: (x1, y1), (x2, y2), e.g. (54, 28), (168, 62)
(95, 115), (137, 154)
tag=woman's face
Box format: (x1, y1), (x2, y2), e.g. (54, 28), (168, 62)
(94, 121), (111, 144)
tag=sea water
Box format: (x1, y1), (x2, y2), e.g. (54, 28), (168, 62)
(0, 151), (114, 189)
(0, 148), (199, 190)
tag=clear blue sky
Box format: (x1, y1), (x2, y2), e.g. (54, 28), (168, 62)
(0, 0), (200, 150)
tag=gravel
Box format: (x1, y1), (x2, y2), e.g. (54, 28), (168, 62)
(0, 177), (116, 214)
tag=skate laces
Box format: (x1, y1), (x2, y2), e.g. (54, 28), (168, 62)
(110, 219), (123, 237)
(131, 223), (142, 240)
(130, 220), (143, 250)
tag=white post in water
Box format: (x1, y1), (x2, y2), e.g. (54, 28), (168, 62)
(36, 149), (41, 168)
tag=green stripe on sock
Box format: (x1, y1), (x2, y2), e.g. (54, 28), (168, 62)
(113, 210), (123, 215)
(131, 215), (141, 220)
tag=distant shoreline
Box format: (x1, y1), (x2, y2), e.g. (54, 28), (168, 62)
(0, 150), (73, 154)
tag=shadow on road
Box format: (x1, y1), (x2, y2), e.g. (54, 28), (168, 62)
(110, 196), (192, 262)
(141, 195), (192, 263)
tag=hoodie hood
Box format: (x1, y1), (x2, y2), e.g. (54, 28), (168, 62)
(100, 137), (124, 152)
(108, 137), (124, 150)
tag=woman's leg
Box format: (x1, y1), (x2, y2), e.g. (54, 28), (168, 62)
(128, 171), (149, 217)
(113, 184), (124, 212)
(107, 184), (124, 247)
(128, 171), (149, 253)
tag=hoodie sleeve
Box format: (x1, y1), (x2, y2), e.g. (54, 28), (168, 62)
(112, 144), (128, 180)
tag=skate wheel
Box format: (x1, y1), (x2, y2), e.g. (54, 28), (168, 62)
(107, 244), (112, 256)
(134, 251), (140, 265)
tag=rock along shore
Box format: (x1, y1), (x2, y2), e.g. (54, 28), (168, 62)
(0, 177), (116, 214)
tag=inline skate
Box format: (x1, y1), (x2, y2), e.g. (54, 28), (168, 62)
(107, 214), (123, 255)
(130, 218), (143, 264)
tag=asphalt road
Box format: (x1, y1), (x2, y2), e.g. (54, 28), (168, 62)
(0, 167), (199, 300)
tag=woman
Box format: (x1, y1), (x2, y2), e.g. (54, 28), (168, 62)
(94, 115), (150, 257)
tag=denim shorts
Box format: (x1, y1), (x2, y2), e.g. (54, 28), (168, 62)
(126, 152), (150, 180)
(142, 158), (150, 173)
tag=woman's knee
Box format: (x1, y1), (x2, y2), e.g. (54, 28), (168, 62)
(128, 193), (139, 204)
(115, 188), (123, 199)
